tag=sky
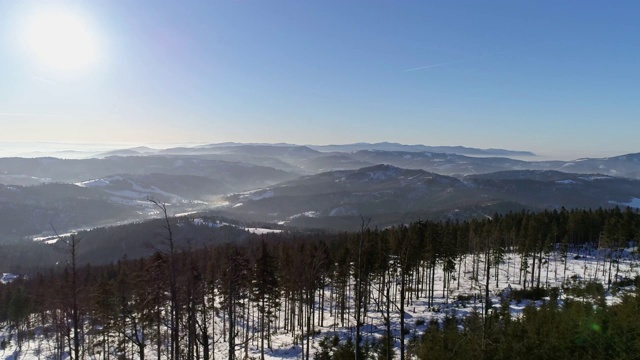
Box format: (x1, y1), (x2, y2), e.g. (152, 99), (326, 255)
(0, 0), (638, 160)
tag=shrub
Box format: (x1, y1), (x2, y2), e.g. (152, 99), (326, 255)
(509, 287), (549, 303)
(563, 280), (604, 299)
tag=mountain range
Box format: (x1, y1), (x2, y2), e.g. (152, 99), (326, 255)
(0, 142), (639, 240)
(221, 165), (640, 229)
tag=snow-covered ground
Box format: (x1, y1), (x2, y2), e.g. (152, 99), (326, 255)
(190, 217), (283, 235)
(1, 247), (638, 360)
(610, 197), (640, 208)
(0, 273), (17, 285)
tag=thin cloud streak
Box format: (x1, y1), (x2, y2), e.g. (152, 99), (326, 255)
(403, 51), (507, 72)
(0, 113), (70, 118)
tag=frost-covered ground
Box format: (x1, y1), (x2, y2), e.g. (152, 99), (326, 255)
(1, 247), (638, 360)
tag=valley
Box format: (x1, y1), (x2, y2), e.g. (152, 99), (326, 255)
(1, 143), (639, 245)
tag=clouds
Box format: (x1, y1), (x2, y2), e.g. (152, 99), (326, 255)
(403, 52), (508, 73)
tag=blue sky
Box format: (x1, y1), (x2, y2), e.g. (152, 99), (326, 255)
(1, 0), (638, 159)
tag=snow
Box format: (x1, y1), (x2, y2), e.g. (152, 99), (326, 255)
(32, 232), (77, 243)
(1, 273), (18, 284)
(625, 197), (640, 208)
(192, 218), (223, 228)
(239, 189), (275, 201)
(289, 211), (320, 219)
(555, 179), (577, 184)
(78, 176), (185, 203)
(175, 211), (200, 217)
(2, 247), (639, 360)
(77, 175), (129, 188)
(76, 178), (112, 187)
(578, 175), (613, 181)
(190, 218), (282, 234)
(244, 227), (283, 234)
(609, 197), (640, 209)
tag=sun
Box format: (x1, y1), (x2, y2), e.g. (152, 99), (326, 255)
(23, 10), (99, 72)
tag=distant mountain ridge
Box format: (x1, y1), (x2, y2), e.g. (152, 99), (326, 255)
(306, 142), (536, 157)
(1, 142), (639, 239)
(86, 144), (640, 179)
(94, 142), (534, 158)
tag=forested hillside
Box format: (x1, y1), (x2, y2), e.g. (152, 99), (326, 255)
(1, 207), (639, 359)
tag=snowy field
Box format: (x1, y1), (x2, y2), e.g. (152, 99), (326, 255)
(1, 246), (638, 360)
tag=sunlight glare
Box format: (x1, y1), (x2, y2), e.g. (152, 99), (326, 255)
(23, 10), (100, 72)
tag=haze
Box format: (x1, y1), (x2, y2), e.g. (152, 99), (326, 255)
(1, 1), (638, 160)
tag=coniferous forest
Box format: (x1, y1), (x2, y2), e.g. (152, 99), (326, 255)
(1, 207), (640, 360)
(3, 0), (639, 358)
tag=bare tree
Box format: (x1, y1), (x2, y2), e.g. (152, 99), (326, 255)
(51, 225), (82, 360)
(355, 216), (371, 360)
(148, 198), (180, 360)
